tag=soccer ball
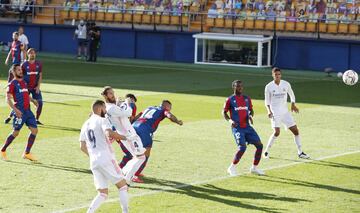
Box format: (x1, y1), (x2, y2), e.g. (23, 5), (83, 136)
(337, 72), (343, 78)
(342, 70), (358, 86)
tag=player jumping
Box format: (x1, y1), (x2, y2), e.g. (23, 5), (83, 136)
(263, 67), (310, 159)
(80, 100), (129, 213)
(223, 80), (264, 176)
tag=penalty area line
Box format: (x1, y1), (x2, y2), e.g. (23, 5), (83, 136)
(53, 149), (360, 213)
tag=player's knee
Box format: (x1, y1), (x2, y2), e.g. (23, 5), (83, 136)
(12, 131), (19, 137)
(31, 128), (38, 135)
(239, 145), (247, 152)
(255, 142), (263, 150)
(98, 189), (108, 197)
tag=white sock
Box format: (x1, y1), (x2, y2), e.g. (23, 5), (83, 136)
(294, 135), (302, 154)
(123, 155), (146, 184)
(265, 134), (277, 152)
(118, 185), (129, 213)
(87, 193), (107, 213)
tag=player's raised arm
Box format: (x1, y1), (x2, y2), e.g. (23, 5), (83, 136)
(105, 129), (127, 141)
(164, 111), (183, 125)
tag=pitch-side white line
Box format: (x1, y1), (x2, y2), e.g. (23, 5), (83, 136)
(53, 149), (360, 213)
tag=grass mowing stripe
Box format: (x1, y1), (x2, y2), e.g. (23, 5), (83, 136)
(53, 149), (360, 213)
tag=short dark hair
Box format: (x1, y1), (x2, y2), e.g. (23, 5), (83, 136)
(11, 64), (20, 74)
(101, 86), (112, 96)
(13, 31), (19, 36)
(232, 80), (242, 88)
(92, 100), (105, 112)
(125, 93), (137, 102)
(162, 100), (172, 106)
(272, 67), (281, 73)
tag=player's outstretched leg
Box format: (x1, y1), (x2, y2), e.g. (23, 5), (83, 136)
(289, 125), (310, 159)
(119, 143), (133, 169)
(264, 128), (280, 159)
(227, 145), (246, 176)
(123, 155), (146, 185)
(22, 127), (38, 162)
(250, 142), (265, 176)
(133, 156), (149, 183)
(1, 131), (18, 161)
(87, 190), (108, 213)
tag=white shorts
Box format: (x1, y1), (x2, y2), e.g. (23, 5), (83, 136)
(92, 160), (124, 189)
(122, 135), (146, 156)
(271, 112), (296, 128)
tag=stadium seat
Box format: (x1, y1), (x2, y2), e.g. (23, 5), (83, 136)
(244, 20), (254, 29)
(306, 22), (316, 32)
(170, 16), (180, 25)
(114, 13), (122, 22)
(338, 23), (348, 34)
(285, 22), (295, 31)
(155, 15), (161, 24)
(276, 21), (285, 31)
(105, 13), (113, 22)
(206, 18), (215, 27)
(235, 19), (244, 29)
(296, 22), (306, 32)
(60, 10), (69, 19)
(78, 11), (88, 20)
(69, 11), (77, 20)
(224, 19), (234, 28)
(161, 15), (170, 25)
(181, 16), (189, 26)
(348, 24), (359, 34)
(123, 13), (132, 23)
(88, 11), (95, 21)
(133, 14), (142, 24)
(254, 20), (265, 30)
(319, 23), (327, 33)
(96, 12), (105, 21)
(215, 18), (224, 28)
(327, 23), (338, 33)
(142, 14), (152, 24)
(265, 20), (275, 30)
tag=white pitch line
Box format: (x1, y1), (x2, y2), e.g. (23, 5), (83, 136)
(53, 149), (360, 213)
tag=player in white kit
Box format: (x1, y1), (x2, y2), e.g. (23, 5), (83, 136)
(79, 100), (130, 213)
(101, 86), (146, 185)
(264, 68), (310, 159)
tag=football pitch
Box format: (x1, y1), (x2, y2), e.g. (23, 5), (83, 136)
(0, 54), (359, 213)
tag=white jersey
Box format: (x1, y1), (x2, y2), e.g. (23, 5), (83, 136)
(106, 102), (136, 137)
(79, 114), (116, 169)
(264, 80), (296, 116)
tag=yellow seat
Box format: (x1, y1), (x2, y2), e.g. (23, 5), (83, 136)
(327, 23), (338, 33)
(96, 12), (105, 21)
(276, 21), (285, 31)
(306, 22), (316, 32)
(60, 10), (69, 19)
(142, 14), (152, 24)
(78, 11), (88, 20)
(265, 20), (275, 30)
(349, 24), (359, 34)
(235, 19), (244, 29)
(224, 19), (233, 28)
(244, 19), (254, 29)
(154, 15), (161, 24)
(215, 18), (224, 27)
(181, 16), (189, 25)
(88, 11), (95, 21)
(338, 23), (348, 34)
(171, 16), (180, 25)
(254, 20), (265, 29)
(105, 13), (114, 22)
(319, 23), (327, 33)
(161, 15), (170, 25)
(133, 14), (142, 23)
(296, 22), (305, 31)
(69, 11), (77, 19)
(206, 18), (215, 27)
(114, 13), (122, 22)
(285, 21), (295, 31)
(123, 13), (132, 23)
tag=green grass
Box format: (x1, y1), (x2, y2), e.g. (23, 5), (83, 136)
(0, 53), (359, 213)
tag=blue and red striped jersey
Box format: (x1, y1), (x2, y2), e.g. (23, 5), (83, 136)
(133, 106), (169, 133)
(223, 95), (253, 128)
(22, 61), (42, 89)
(7, 79), (30, 111)
(11, 40), (22, 65)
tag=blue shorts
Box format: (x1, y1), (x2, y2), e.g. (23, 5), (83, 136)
(29, 89), (42, 101)
(232, 126), (261, 147)
(133, 125), (153, 148)
(13, 109), (37, 131)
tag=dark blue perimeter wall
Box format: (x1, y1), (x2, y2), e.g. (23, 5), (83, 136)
(0, 22), (359, 71)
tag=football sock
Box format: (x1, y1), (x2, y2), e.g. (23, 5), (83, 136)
(119, 143), (133, 169)
(253, 143), (263, 166)
(1, 134), (15, 152)
(265, 134), (277, 152)
(294, 135), (302, 154)
(87, 193), (107, 213)
(233, 146), (247, 164)
(118, 185), (129, 213)
(36, 100), (43, 120)
(123, 155), (146, 184)
(25, 134), (36, 154)
(135, 156), (148, 176)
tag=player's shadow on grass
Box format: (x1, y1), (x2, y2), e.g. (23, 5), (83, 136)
(271, 156), (360, 171)
(6, 160), (91, 174)
(44, 101), (81, 107)
(38, 125), (81, 132)
(43, 91), (98, 99)
(249, 175), (360, 195)
(132, 177), (309, 212)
